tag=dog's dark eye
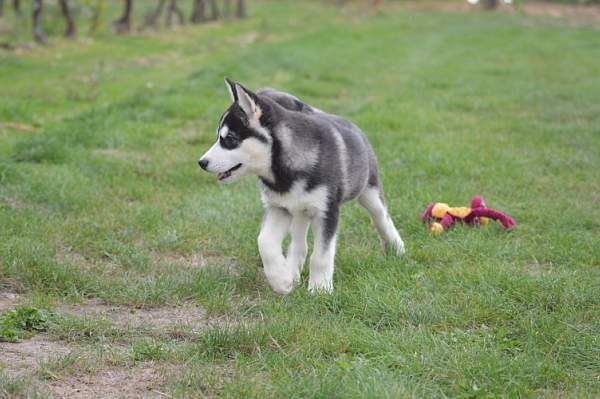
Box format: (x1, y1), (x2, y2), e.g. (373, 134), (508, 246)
(221, 134), (239, 149)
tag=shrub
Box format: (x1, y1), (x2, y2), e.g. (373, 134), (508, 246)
(0, 306), (53, 342)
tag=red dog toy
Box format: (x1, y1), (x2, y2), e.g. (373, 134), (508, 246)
(421, 195), (515, 235)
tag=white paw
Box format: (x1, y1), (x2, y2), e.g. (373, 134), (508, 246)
(291, 269), (302, 284)
(308, 275), (333, 294)
(393, 239), (405, 256)
(270, 278), (294, 295)
(286, 259), (304, 284)
(385, 237), (405, 256)
(264, 268), (295, 295)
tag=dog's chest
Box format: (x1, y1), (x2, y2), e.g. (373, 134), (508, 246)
(260, 180), (329, 216)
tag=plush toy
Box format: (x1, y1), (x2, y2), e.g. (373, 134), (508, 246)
(421, 195), (515, 235)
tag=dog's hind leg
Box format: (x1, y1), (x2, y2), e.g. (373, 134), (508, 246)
(358, 187), (405, 255)
(308, 207), (339, 294)
(286, 213), (310, 283)
(258, 207), (294, 294)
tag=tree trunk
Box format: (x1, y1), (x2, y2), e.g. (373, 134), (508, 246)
(13, 0), (21, 15)
(58, 0), (76, 38)
(484, 0), (498, 9)
(32, 0), (47, 44)
(143, 0), (165, 29)
(235, 0), (246, 18)
(89, 0), (105, 34)
(190, 0), (206, 23)
(113, 0), (133, 34)
(165, 0), (184, 27)
(207, 0), (219, 20)
(223, 0), (231, 18)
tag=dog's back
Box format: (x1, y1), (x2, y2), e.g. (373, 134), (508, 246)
(258, 88), (316, 114)
(257, 88), (378, 203)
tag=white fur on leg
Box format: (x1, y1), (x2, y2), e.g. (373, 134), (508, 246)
(359, 188), (405, 255)
(258, 207), (294, 294)
(286, 214), (310, 283)
(308, 216), (336, 294)
(308, 235), (336, 293)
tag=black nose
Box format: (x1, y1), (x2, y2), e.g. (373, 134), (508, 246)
(198, 159), (209, 170)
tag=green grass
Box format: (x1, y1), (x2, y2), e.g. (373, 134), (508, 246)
(1, 1), (599, 397)
(0, 306), (53, 342)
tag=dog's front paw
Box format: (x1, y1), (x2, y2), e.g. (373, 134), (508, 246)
(286, 259), (304, 285)
(291, 269), (302, 285)
(269, 278), (294, 295)
(264, 269), (295, 295)
(308, 275), (333, 294)
(385, 237), (405, 256)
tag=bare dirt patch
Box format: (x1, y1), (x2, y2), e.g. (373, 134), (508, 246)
(152, 252), (207, 270)
(0, 122), (41, 133)
(0, 195), (26, 210)
(54, 244), (124, 277)
(520, 1), (600, 21)
(402, 1), (474, 13)
(47, 363), (173, 399)
(0, 335), (73, 378)
(522, 261), (553, 277)
(0, 291), (23, 313)
(0, 336), (175, 398)
(0, 296), (189, 397)
(401, 1), (600, 24)
(59, 300), (235, 335)
(55, 244), (94, 271)
(152, 251), (241, 276)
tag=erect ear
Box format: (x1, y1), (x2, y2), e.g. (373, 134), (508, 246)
(234, 82), (261, 117)
(224, 77), (238, 102)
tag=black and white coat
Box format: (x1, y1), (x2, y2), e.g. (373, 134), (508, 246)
(199, 79), (404, 294)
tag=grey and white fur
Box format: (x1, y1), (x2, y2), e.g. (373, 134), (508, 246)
(198, 78), (404, 294)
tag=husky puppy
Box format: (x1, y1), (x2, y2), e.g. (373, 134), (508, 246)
(199, 78), (405, 294)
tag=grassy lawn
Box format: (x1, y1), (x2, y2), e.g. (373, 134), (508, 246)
(1, 1), (599, 397)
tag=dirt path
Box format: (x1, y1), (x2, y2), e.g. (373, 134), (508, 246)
(520, 1), (600, 21)
(47, 364), (172, 399)
(58, 299), (235, 334)
(401, 1), (600, 24)
(0, 335), (73, 378)
(0, 296), (227, 397)
(0, 291), (22, 313)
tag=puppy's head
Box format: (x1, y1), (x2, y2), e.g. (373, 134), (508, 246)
(198, 78), (271, 184)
